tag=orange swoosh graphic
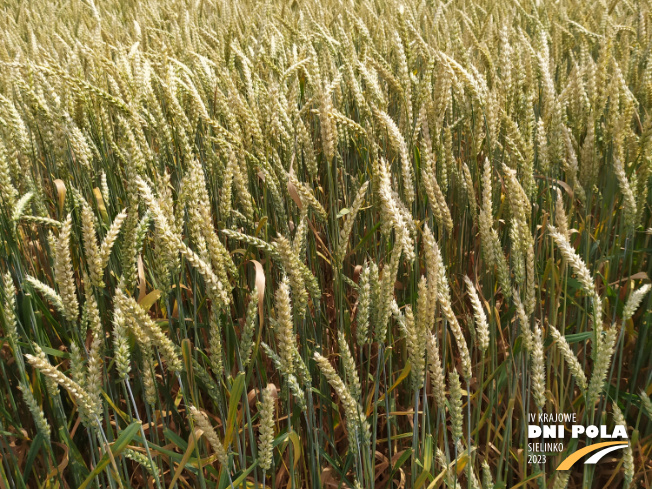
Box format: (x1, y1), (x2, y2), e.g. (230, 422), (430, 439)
(557, 441), (626, 470)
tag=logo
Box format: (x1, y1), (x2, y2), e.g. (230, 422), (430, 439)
(527, 412), (629, 469)
(556, 442), (629, 470)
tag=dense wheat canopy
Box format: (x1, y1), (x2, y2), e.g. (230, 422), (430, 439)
(1, 0), (652, 487)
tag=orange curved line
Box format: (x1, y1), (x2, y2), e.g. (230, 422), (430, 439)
(557, 441), (626, 470)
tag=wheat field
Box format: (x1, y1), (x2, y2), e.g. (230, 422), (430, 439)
(1, 0), (651, 487)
